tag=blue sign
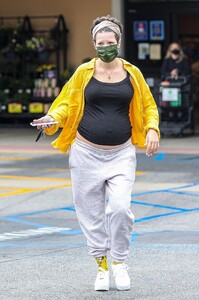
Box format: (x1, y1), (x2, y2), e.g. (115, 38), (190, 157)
(150, 21), (165, 41)
(134, 21), (148, 41)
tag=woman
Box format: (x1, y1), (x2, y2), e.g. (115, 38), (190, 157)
(32, 15), (160, 292)
(161, 42), (191, 80)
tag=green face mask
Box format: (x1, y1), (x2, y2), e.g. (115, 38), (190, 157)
(96, 44), (118, 63)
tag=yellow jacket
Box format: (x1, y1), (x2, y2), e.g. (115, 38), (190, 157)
(45, 58), (160, 153)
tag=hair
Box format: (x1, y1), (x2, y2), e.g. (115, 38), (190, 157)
(165, 42), (185, 63)
(91, 15), (123, 42)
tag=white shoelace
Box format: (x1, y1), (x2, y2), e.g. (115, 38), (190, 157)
(113, 263), (129, 277)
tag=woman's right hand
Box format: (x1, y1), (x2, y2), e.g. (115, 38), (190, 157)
(32, 115), (56, 129)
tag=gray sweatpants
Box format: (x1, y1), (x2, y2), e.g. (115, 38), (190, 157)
(69, 138), (136, 262)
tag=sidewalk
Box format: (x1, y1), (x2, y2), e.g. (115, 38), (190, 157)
(0, 125), (198, 153)
(159, 126), (199, 154)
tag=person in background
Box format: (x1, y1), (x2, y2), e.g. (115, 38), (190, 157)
(161, 42), (191, 80)
(31, 15), (160, 292)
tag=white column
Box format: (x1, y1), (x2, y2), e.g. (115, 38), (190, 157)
(111, 0), (124, 57)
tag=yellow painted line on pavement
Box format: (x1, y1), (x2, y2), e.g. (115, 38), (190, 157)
(0, 167), (70, 171)
(0, 168), (143, 174)
(0, 149), (61, 154)
(0, 175), (71, 182)
(0, 174), (71, 197)
(0, 183), (71, 197)
(0, 172), (145, 198)
(0, 187), (34, 197)
(136, 171), (145, 175)
(0, 168), (144, 174)
(0, 156), (33, 161)
(0, 172), (144, 182)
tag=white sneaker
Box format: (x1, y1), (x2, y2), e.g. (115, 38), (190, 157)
(112, 263), (130, 291)
(94, 267), (109, 291)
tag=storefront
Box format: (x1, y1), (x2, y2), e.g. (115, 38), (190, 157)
(124, 0), (199, 126)
(124, 0), (199, 77)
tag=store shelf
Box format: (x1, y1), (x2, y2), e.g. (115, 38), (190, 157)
(0, 15), (69, 122)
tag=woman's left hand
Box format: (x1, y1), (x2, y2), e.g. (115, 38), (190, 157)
(170, 68), (179, 78)
(145, 129), (159, 156)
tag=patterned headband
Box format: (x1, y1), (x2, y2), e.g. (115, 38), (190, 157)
(92, 20), (121, 39)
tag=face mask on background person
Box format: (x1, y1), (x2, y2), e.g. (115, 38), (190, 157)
(171, 49), (180, 55)
(96, 44), (118, 63)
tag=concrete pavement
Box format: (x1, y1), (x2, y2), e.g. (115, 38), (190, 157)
(0, 126), (199, 299)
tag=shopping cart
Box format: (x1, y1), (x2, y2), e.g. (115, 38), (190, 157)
(158, 76), (195, 137)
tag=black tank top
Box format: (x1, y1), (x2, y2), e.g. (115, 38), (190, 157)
(78, 75), (134, 145)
